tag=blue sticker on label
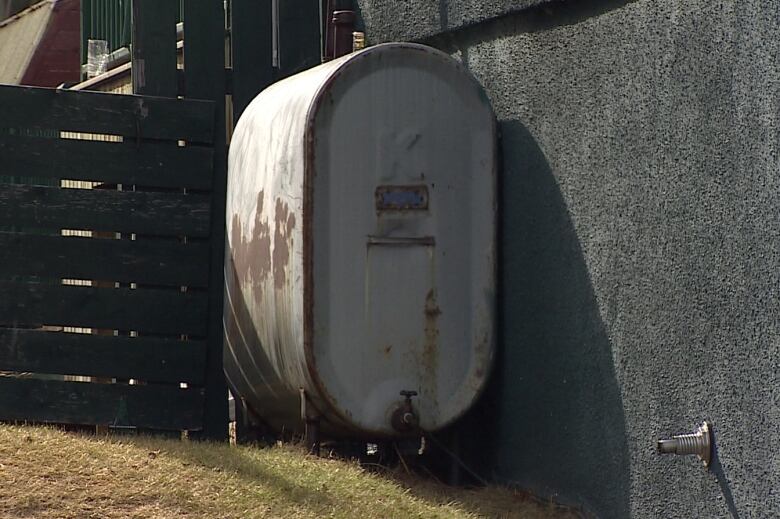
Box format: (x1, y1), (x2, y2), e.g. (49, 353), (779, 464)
(375, 185), (429, 210)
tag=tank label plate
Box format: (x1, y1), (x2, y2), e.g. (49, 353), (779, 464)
(375, 185), (429, 211)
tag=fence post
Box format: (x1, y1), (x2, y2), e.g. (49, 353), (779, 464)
(131, 0), (177, 97)
(276, 0), (321, 80)
(231, 0), (274, 123)
(184, 0), (230, 441)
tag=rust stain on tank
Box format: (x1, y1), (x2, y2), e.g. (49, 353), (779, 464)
(422, 288), (441, 391)
(273, 198), (297, 290)
(471, 325), (492, 388)
(474, 325), (488, 376)
(230, 192), (272, 308)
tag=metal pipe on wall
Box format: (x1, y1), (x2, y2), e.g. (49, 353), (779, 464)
(322, 0), (354, 61)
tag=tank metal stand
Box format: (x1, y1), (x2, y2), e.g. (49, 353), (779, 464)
(305, 419), (321, 455)
(300, 388), (321, 455)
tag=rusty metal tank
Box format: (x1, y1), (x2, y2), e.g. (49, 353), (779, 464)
(224, 42), (496, 438)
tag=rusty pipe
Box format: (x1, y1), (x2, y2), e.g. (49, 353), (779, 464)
(331, 10), (356, 59)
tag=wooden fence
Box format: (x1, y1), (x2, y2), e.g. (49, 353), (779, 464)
(0, 84), (222, 432)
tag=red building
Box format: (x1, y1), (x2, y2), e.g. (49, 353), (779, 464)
(0, 0), (80, 87)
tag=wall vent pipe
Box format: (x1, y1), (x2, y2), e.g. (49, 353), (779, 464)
(657, 421), (712, 467)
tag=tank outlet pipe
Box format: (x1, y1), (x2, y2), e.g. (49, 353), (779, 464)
(390, 390), (419, 432)
(657, 421), (712, 467)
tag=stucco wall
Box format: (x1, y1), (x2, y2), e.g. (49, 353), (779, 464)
(356, 0), (554, 41)
(356, 1), (780, 518)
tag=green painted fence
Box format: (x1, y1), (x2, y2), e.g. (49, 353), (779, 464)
(80, 0), (185, 64)
(0, 83), (220, 434)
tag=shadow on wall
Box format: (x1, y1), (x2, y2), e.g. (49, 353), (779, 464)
(422, 0), (639, 51)
(710, 431), (740, 519)
(461, 120), (631, 518)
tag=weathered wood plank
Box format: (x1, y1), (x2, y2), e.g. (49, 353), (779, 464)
(0, 134), (214, 190)
(0, 85), (214, 143)
(0, 232), (210, 287)
(0, 329), (206, 384)
(0, 377), (204, 430)
(0, 184), (211, 237)
(0, 282), (208, 336)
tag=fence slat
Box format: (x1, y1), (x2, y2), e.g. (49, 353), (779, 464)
(0, 282), (208, 336)
(0, 134), (214, 190)
(0, 329), (206, 384)
(0, 85), (214, 143)
(0, 184), (210, 237)
(0, 232), (210, 288)
(0, 377), (204, 430)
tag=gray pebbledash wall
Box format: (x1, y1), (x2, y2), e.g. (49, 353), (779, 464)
(355, 1), (780, 518)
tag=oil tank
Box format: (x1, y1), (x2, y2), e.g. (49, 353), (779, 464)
(224, 42), (496, 438)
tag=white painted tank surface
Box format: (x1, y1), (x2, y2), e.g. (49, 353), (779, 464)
(224, 43), (496, 438)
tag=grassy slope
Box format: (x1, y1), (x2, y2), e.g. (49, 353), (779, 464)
(0, 425), (580, 519)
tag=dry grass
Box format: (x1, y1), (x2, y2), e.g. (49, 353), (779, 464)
(0, 424), (580, 519)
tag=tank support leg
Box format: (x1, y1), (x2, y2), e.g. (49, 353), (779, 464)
(300, 389), (321, 455)
(233, 395), (255, 444)
(305, 419), (321, 455)
(447, 431), (462, 486)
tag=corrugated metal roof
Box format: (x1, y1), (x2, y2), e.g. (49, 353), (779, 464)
(0, 0), (54, 85)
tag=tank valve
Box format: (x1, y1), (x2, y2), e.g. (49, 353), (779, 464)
(391, 390), (418, 432)
(657, 421), (712, 467)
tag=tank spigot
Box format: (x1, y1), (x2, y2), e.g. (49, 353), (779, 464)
(657, 421), (712, 467)
(391, 390), (419, 432)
